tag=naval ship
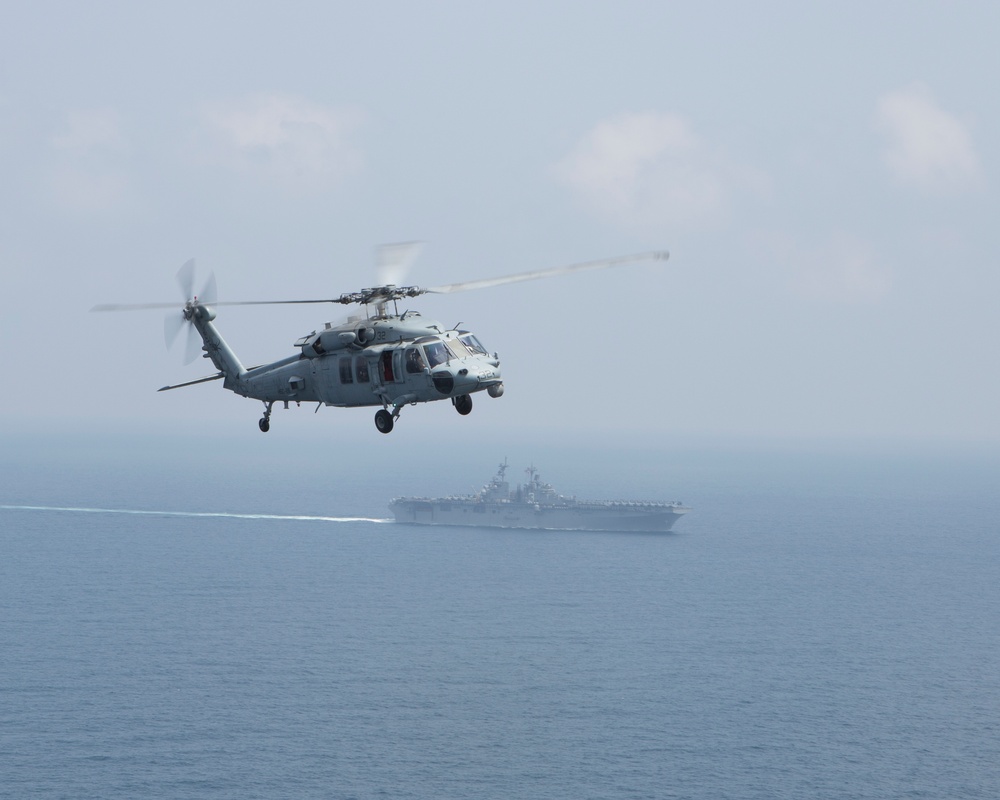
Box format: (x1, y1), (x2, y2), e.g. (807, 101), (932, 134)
(389, 461), (690, 532)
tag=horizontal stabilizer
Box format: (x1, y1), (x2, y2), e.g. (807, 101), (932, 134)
(158, 372), (225, 392)
(158, 364), (263, 392)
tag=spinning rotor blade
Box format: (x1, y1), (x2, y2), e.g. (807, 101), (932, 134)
(176, 258), (195, 301)
(164, 310), (185, 348)
(92, 258), (213, 366)
(198, 298), (349, 306)
(91, 258), (205, 312)
(95, 297), (304, 311)
(199, 271), (217, 306)
(376, 241), (424, 287)
(93, 300), (186, 311)
(425, 250), (669, 295)
(183, 322), (202, 365)
(202, 242), (426, 308)
(186, 249), (672, 308)
(92, 249), (671, 313)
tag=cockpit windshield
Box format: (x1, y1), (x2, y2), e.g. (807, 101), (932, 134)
(447, 337), (473, 357)
(459, 333), (488, 356)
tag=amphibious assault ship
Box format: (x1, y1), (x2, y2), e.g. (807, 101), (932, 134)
(389, 461), (690, 532)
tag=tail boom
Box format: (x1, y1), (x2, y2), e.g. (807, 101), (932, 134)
(190, 308), (247, 389)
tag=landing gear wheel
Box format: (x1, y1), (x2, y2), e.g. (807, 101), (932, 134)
(454, 394), (473, 416)
(375, 409), (394, 434)
(259, 401), (273, 433)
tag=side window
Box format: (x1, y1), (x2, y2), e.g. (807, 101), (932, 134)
(339, 356), (353, 384)
(355, 356), (370, 383)
(405, 348), (426, 374)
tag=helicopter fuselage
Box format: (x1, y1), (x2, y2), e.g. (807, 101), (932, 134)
(187, 305), (503, 433)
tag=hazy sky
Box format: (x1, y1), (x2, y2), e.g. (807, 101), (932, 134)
(3, 1), (999, 448)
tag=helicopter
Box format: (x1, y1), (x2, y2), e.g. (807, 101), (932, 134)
(93, 246), (669, 434)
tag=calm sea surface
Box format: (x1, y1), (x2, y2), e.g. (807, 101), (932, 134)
(2, 441), (999, 799)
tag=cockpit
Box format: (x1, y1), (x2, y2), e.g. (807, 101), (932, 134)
(412, 332), (491, 369)
(458, 332), (488, 356)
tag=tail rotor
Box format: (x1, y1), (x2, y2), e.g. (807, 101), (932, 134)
(155, 259), (215, 364)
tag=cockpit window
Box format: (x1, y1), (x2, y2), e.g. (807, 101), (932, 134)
(460, 333), (488, 355)
(447, 337), (472, 357)
(405, 348), (426, 374)
(423, 341), (451, 368)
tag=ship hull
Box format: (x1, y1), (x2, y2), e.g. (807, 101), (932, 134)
(389, 499), (689, 532)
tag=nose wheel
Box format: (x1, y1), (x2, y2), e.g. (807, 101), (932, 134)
(453, 394), (473, 415)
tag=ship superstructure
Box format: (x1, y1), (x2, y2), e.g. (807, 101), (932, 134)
(389, 461), (690, 532)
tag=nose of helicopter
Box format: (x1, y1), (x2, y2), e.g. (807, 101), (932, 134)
(452, 357), (502, 394)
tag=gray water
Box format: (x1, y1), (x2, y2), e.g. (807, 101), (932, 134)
(2, 439), (999, 799)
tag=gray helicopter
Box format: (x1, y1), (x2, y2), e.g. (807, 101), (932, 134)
(93, 246), (668, 434)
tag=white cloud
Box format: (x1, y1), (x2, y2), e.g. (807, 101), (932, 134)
(764, 232), (892, 304)
(876, 83), (981, 193)
(200, 94), (364, 190)
(50, 109), (126, 152)
(553, 112), (762, 231)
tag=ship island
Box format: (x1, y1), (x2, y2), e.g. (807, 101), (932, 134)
(389, 461), (691, 532)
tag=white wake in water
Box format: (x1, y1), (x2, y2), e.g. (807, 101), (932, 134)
(0, 504), (391, 524)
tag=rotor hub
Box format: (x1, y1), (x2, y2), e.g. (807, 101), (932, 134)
(336, 285), (427, 306)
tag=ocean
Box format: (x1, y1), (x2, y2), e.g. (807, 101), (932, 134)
(2, 436), (999, 799)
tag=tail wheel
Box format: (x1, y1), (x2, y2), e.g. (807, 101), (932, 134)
(375, 409), (394, 434)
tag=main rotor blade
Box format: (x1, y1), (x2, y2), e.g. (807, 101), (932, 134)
(92, 249), (670, 311)
(376, 241), (424, 287)
(203, 298), (349, 306)
(93, 298), (346, 311)
(92, 301), (186, 311)
(425, 250), (669, 295)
